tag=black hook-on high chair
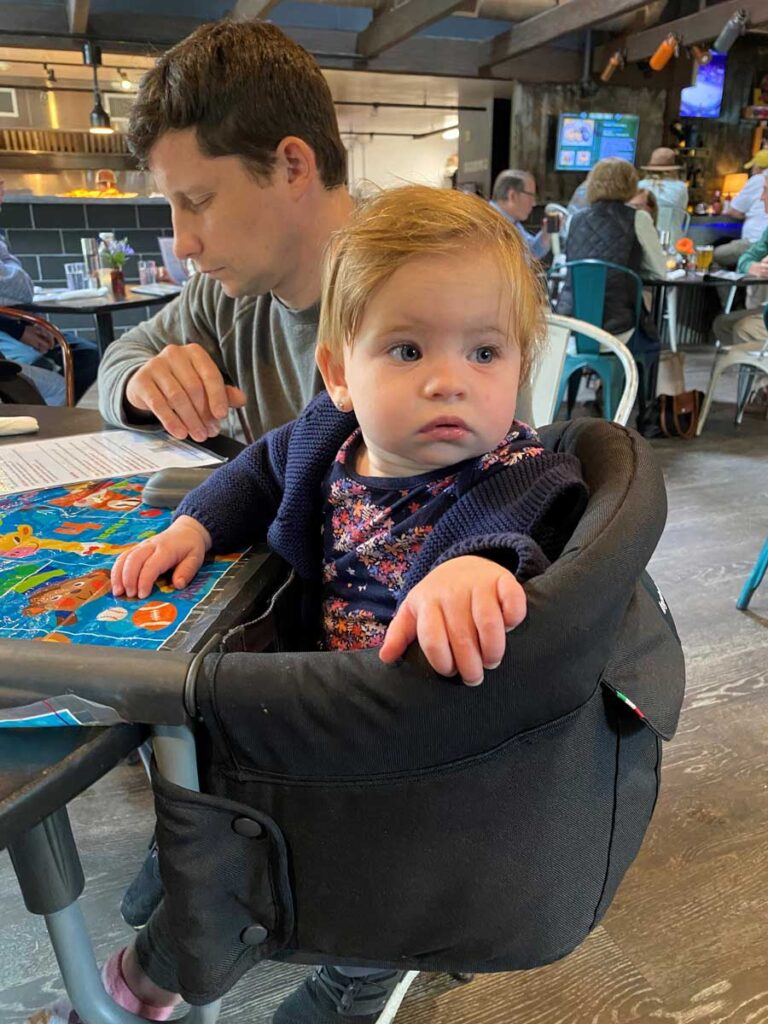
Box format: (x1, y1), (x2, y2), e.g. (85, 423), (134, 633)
(0, 419), (685, 1024)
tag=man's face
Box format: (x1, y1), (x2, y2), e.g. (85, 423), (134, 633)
(505, 176), (537, 223)
(149, 129), (296, 298)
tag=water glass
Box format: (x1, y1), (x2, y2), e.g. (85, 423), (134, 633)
(64, 262), (87, 291)
(138, 259), (157, 286)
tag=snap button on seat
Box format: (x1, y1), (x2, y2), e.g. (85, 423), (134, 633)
(241, 924), (269, 945)
(233, 817), (264, 838)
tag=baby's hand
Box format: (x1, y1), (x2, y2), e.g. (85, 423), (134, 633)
(111, 515), (212, 600)
(379, 555), (527, 686)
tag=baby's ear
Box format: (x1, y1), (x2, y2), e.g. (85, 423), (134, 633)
(316, 345), (352, 410)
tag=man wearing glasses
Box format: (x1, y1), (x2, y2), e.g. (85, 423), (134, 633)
(490, 169), (554, 259)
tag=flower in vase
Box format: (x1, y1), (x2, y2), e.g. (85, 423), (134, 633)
(674, 237), (695, 256)
(105, 238), (135, 269)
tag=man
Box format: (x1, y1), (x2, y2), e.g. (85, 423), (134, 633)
(714, 151), (768, 269)
(39, 19), (414, 1024)
(637, 147), (689, 243)
(97, 20), (353, 445)
(0, 180), (99, 403)
(713, 173), (768, 347)
(489, 168), (554, 259)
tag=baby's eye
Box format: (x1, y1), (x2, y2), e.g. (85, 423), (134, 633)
(471, 346), (499, 364)
(390, 344), (421, 362)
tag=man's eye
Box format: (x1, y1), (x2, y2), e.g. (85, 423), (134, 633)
(472, 346), (498, 364)
(391, 344), (421, 362)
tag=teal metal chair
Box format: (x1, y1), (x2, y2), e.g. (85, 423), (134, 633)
(554, 260), (651, 422)
(737, 536), (768, 610)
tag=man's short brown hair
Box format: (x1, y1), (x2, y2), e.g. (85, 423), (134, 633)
(128, 19), (347, 188)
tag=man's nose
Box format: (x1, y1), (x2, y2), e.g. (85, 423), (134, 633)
(172, 213), (202, 262)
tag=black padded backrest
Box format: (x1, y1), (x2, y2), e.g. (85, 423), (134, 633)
(197, 420), (675, 779)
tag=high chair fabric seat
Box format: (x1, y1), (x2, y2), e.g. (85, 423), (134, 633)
(148, 417), (685, 1006)
(0, 306), (76, 407)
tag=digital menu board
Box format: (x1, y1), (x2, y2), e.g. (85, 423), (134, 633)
(555, 113), (640, 171)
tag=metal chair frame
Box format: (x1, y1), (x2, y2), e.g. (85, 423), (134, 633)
(0, 306), (75, 406)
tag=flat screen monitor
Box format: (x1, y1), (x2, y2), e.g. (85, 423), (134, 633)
(679, 52), (727, 119)
(554, 112), (640, 171)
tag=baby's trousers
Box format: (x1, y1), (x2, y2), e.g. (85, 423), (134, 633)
(134, 899), (386, 993)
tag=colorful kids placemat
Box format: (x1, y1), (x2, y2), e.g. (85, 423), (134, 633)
(0, 475), (246, 650)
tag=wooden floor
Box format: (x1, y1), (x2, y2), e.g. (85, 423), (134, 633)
(2, 349), (767, 1024)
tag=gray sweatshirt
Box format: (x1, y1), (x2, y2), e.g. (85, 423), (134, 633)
(97, 273), (322, 441)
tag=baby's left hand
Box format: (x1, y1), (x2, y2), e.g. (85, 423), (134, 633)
(379, 555), (527, 686)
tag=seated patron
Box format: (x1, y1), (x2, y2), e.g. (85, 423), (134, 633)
(0, 180), (99, 402)
(715, 152), (768, 268)
(490, 169), (554, 259)
(638, 148), (688, 243)
(714, 175), (768, 346)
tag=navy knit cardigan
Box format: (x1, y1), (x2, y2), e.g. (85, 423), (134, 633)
(177, 392), (588, 603)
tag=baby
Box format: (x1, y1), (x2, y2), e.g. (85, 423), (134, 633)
(113, 184), (586, 688)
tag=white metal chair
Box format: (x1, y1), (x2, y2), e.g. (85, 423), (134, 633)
(521, 314), (638, 428)
(696, 307), (768, 435)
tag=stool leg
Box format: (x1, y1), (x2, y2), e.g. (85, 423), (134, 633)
(736, 537), (768, 610)
(735, 365), (757, 426)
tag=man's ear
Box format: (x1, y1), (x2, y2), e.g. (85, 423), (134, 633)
(276, 136), (316, 194)
(316, 345), (353, 412)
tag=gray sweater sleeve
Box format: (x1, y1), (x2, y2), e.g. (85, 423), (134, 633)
(96, 274), (233, 429)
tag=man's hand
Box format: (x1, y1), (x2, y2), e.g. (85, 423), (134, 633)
(111, 515), (212, 600)
(747, 257), (768, 279)
(20, 324), (55, 355)
(379, 555), (527, 686)
(124, 343), (246, 442)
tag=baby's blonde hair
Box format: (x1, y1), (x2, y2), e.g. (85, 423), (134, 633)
(318, 184), (547, 383)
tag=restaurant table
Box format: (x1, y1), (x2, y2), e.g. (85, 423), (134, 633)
(15, 285), (179, 357)
(0, 405), (281, 1022)
(642, 273), (764, 348)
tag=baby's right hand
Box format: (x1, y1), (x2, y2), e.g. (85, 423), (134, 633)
(111, 515), (212, 600)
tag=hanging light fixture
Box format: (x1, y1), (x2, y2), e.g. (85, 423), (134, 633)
(649, 33), (680, 72)
(441, 127), (459, 141)
(82, 40), (114, 135)
(713, 8), (748, 54)
(118, 68), (133, 91)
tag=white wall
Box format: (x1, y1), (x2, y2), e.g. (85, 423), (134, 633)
(346, 134), (457, 193)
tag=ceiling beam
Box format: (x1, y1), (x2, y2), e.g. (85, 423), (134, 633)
(357, 0), (468, 59)
(595, 0), (768, 66)
(480, 0), (653, 71)
(66, 0), (89, 35)
(231, 0), (282, 20)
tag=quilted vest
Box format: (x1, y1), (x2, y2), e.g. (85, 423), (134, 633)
(558, 201), (645, 336)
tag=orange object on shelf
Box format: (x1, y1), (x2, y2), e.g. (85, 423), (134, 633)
(649, 33), (679, 71)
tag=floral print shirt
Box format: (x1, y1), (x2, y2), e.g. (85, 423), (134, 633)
(320, 424), (544, 651)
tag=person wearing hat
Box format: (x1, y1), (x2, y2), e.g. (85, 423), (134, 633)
(714, 150), (768, 269)
(637, 146), (689, 243)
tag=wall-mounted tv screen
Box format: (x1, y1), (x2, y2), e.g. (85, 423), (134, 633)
(679, 52), (727, 119)
(554, 112), (640, 171)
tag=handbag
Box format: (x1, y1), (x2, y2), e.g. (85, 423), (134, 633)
(658, 390), (704, 440)
(656, 351), (686, 397)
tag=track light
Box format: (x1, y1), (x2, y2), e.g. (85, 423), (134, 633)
(600, 49), (625, 83)
(44, 63), (56, 84)
(117, 68), (133, 91)
(649, 33), (680, 72)
(690, 44), (711, 65)
(441, 127), (459, 141)
(82, 41), (114, 136)
(713, 8), (748, 54)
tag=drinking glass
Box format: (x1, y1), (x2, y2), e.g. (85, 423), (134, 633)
(138, 259), (157, 286)
(64, 262), (87, 290)
(696, 245), (714, 272)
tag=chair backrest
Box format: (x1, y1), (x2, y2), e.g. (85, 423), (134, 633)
(517, 314), (570, 427)
(547, 313), (639, 426)
(0, 306), (74, 406)
(563, 260), (643, 354)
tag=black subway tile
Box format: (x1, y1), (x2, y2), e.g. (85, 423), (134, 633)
(33, 204), (87, 229)
(39, 255), (71, 280)
(19, 256), (40, 280)
(85, 204), (139, 230)
(0, 203), (32, 229)
(6, 229), (62, 254)
(138, 203), (173, 228)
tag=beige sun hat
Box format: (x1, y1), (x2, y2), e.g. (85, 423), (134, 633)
(640, 147), (681, 172)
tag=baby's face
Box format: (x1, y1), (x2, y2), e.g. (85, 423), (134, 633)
(333, 250), (522, 478)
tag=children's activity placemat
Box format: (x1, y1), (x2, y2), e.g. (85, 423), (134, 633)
(0, 475), (247, 650)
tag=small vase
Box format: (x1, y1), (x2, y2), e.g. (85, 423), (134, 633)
(110, 268), (126, 299)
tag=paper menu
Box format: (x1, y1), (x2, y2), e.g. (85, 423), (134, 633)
(0, 429), (223, 497)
